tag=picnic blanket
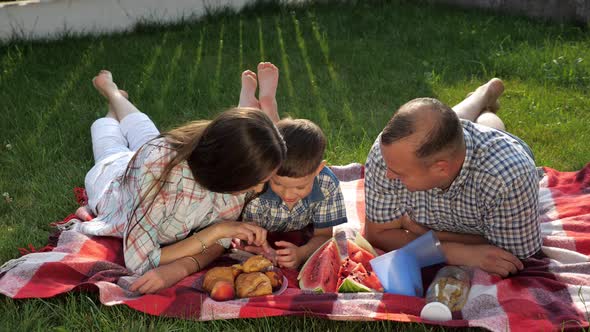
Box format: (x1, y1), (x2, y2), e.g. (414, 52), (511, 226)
(1, 164), (590, 331)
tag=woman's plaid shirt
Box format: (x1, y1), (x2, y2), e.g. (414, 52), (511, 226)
(74, 138), (244, 274)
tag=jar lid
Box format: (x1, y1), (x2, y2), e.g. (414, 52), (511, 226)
(420, 302), (452, 321)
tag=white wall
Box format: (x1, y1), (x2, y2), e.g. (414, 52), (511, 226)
(0, 0), (256, 41)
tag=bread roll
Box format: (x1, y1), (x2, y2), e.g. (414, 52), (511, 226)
(235, 272), (273, 298)
(242, 255), (273, 273)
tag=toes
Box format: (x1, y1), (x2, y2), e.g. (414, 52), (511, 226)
(99, 70), (113, 80)
(242, 70), (257, 80)
(257, 62), (272, 71)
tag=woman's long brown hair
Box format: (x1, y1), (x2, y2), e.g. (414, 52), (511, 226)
(123, 107), (286, 245)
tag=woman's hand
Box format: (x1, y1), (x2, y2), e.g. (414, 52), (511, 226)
(129, 258), (192, 294)
(213, 221), (268, 247)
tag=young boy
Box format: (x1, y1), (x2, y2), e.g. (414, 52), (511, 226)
(237, 62), (349, 269)
(242, 117), (348, 269)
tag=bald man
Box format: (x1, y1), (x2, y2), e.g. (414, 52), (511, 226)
(364, 79), (541, 277)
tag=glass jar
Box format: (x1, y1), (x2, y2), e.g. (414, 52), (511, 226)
(420, 266), (471, 321)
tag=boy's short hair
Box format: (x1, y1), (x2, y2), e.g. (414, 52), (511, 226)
(276, 118), (326, 178)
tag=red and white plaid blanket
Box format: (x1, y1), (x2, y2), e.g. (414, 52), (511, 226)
(1, 164), (590, 331)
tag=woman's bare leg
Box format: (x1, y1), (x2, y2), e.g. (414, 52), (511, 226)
(257, 62), (280, 124)
(93, 70), (140, 121)
(238, 70), (260, 110)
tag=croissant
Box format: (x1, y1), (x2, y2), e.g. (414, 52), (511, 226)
(242, 255), (273, 273)
(235, 272), (273, 298)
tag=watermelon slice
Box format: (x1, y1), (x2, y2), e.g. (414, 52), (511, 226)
(336, 258), (358, 288)
(298, 238), (341, 293)
(337, 260), (383, 292)
(334, 231), (378, 259)
(338, 277), (373, 293)
(347, 241), (376, 272)
(298, 231), (384, 294)
(354, 233), (379, 257)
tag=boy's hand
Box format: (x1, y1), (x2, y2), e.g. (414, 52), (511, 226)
(275, 241), (303, 269)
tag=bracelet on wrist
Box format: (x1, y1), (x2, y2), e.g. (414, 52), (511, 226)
(186, 256), (201, 272)
(193, 235), (208, 254)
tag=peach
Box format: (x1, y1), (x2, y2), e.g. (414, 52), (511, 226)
(209, 280), (235, 301)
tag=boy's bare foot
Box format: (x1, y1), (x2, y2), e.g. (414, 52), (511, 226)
(257, 62), (280, 123)
(238, 70), (260, 108)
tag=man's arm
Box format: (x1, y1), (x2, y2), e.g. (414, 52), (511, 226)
(441, 242), (523, 277)
(365, 214), (488, 252)
(398, 216), (489, 245)
(365, 216), (417, 251)
(366, 217), (523, 276)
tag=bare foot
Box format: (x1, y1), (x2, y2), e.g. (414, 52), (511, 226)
(453, 78), (504, 122)
(467, 78), (504, 114)
(93, 70), (141, 121)
(238, 70), (260, 108)
(257, 62), (280, 123)
(92, 70), (120, 99)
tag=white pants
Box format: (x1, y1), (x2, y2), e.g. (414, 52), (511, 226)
(84, 112), (159, 213)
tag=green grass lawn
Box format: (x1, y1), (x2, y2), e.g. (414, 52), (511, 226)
(1, 0), (589, 330)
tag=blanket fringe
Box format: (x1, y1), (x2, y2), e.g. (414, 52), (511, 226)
(18, 244), (55, 256)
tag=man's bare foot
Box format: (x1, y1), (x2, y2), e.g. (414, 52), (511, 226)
(467, 78), (504, 114)
(238, 70), (260, 108)
(453, 78), (504, 122)
(257, 62), (280, 123)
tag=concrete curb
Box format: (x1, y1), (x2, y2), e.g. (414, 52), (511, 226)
(0, 0), (254, 41)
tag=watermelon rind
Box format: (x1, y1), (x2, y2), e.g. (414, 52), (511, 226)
(297, 237), (333, 281)
(354, 233), (378, 257)
(337, 277), (373, 293)
(298, 238), (341, 293)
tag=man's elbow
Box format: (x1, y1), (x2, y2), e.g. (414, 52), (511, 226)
(364, 222), (382, 247)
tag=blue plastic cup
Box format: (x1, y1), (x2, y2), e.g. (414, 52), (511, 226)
(370, 249), (422, 296)
(403, 231), (446, 268)
(370, 231), (446, 296)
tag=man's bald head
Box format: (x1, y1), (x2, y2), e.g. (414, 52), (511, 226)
(381, 97), (464, 161)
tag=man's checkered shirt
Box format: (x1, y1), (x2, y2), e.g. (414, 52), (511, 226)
(365, 120), (541, 258)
